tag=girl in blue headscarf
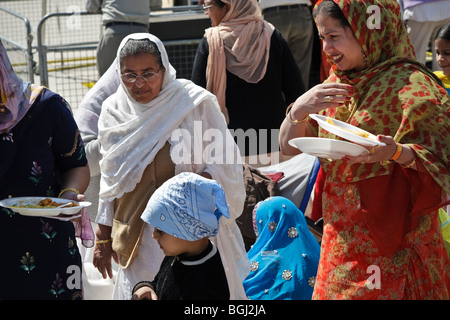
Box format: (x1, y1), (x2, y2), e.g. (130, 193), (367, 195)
(243, 196), (320, 300)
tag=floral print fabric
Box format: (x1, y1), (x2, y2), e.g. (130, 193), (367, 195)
(310, 0), (450, 299)
(0, 89), (87, 299)
(243, 197), (320, 300)
(315, 169), (450, 299)
(312, 0), (449, 193)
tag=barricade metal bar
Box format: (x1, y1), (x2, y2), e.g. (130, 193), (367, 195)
(0, 5), (35, 82)
(46, 44), (98, 51)
(37, 11), (98, 87)
(36, 9), (204, 109)
(0, 35), (27, 51)
(155, 5), (202, 13)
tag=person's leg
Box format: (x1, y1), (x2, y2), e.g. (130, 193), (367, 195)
(96, 24), (149, 76)
(405, 19), (432, 65)
(287, 6), (314, 88)
(96, 27), (119, 77)
(264, 6), (314, 89)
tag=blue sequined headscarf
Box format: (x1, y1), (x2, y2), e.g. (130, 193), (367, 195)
(243, 196), (321, 300)
(141, 172), (230, 241)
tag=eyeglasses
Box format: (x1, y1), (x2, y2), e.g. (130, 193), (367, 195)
(202, 3), (216, 11)
(121, 70), (161, 83)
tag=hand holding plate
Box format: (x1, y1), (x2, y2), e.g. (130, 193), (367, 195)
(343, 135), (397, 164)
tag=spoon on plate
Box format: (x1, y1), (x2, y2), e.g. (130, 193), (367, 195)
(56, 202), (74, 208)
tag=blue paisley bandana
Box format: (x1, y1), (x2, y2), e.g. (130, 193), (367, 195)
(141, 172), (230, 241)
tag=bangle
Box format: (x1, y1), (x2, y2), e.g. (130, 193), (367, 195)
(58, 187), (80, 198)
(286, 103), (308, 125)
(96, 238), (113, 245)
(390, 143), (402, 162)
(400, 156), (416, 169)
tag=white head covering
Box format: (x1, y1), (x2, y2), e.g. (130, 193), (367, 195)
(98, 33), (211, 201)
(0, 40), (45, 134)
(95, 33), (250, 300)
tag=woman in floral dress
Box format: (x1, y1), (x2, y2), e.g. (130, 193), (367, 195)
(0, 40), (91, 299)
(280, 0), (450, 299)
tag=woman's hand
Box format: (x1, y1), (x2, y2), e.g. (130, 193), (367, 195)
(280, 83), (353, 156)
(57, 191), (85, 222)
(343, 135), (417, 170)
(344, 135), (397, 164)
(93, 224), (118, 279)
(58, 164), (90, 221)
(93, 241), (118, 279)
(289, 83), (353, 121)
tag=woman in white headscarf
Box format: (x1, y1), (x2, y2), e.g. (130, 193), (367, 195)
(90, 33), (249, 300)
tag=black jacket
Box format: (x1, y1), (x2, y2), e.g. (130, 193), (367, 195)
(133, 241), (230, 300)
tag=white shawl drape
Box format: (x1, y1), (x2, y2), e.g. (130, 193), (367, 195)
(95, 33), (249, 299)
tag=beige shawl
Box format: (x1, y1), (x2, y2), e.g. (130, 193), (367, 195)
(204, 0), (275, 120)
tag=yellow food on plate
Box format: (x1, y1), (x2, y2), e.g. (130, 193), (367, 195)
(326, 117), (370, 138)
(326, 116), (335, 125)
(12, 198), (79, 209)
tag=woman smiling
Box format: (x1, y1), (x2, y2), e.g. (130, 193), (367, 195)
(280, 0), (450, 300)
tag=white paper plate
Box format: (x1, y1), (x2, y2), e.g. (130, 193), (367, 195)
(0, 196), (91, 217)
(47, 214), (82, 221)
(288, 137), (369, 159)
(310, 114), (386, 147)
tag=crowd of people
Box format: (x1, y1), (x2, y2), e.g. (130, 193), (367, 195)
(0, 0), (449, 300)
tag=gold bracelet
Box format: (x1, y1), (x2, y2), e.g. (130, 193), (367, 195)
(286, 103), (308, 125)
(400, 156), (416, 169)
(96, 238), (113, 245)
(58, 187), (80, 198)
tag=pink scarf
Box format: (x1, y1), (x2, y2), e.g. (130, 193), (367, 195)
(0, 41), (44, 134)
(204, 0), (274, 120)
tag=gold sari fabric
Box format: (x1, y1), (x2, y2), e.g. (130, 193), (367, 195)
(312, 0), (449, 196)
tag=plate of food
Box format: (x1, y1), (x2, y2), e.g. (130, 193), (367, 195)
(0, 197), (91, 217)
(288, 137), (369, 159)
(309, 114), (386, 147)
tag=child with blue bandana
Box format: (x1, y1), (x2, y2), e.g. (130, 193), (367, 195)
(131, 172), (230, 300)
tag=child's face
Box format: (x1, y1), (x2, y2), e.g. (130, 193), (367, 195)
(152, 228), (192, 257)
(435, 38), (450, 75)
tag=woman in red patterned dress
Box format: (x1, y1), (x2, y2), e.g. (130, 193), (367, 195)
(280, 0), (450, 299)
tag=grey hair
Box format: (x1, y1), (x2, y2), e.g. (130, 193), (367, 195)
(119, 38), (164, 68)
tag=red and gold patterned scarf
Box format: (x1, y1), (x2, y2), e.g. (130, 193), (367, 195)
(313, 0), (450, 196)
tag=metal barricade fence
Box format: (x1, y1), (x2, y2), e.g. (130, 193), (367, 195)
(37, 11), (101, 111)
(0, 5), (35, 82)
(36, 11), (202, 111)
(1, 3), (205, 112)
